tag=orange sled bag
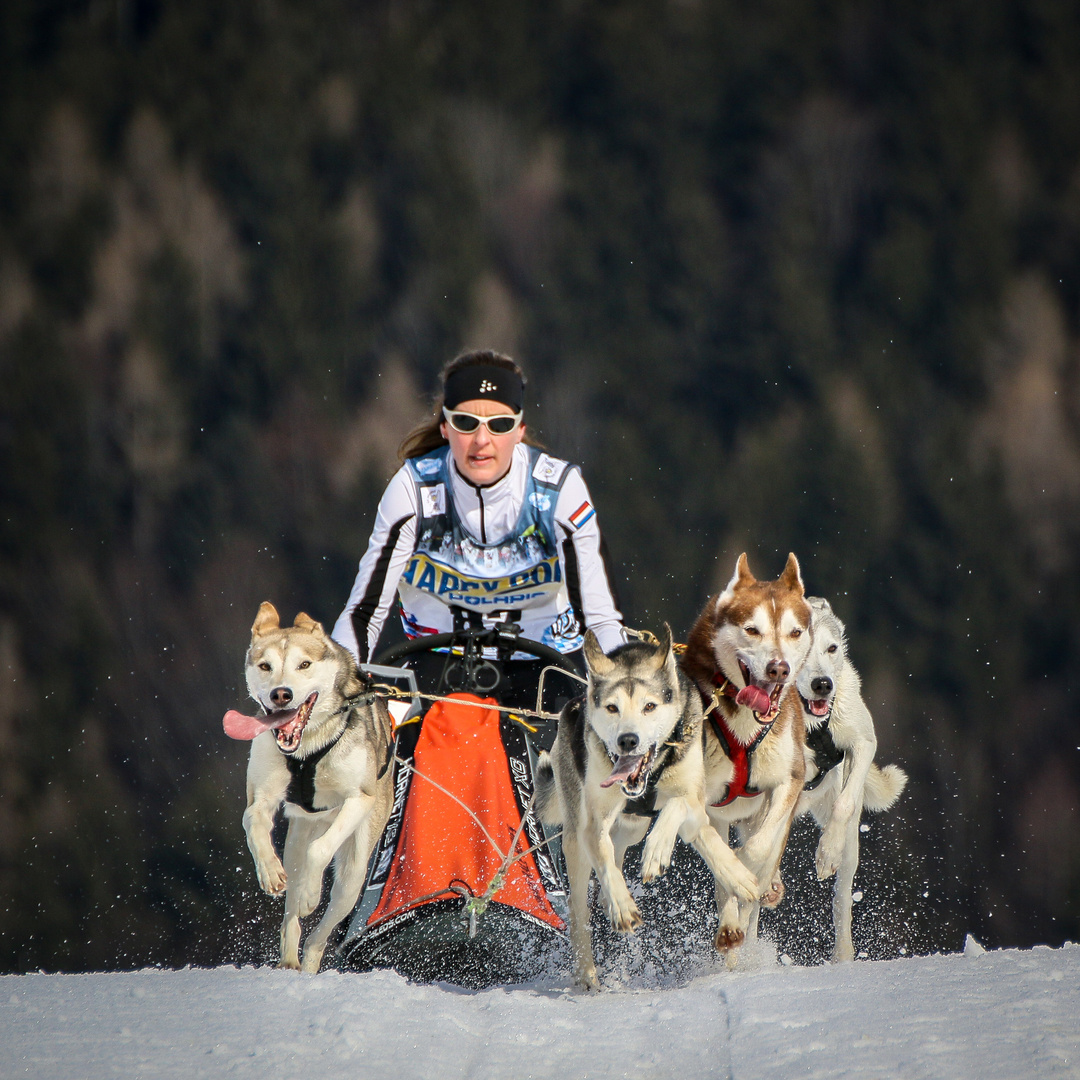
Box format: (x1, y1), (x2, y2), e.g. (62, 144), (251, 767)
(337, 693), (567, 987)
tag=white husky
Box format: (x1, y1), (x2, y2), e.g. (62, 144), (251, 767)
(229, 602), (393, 973)
(793, 596), (908, 961)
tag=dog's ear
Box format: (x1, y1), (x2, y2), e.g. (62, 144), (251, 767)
(810, 597), (846, 648)
(779, 552), (804, 594)
(649, 622), (674, 671)
(252, 601), (280, 638)
(736, 552), (755, 584)
(583, 629), (615, 677)
(293, 612), (325, 635)
(720, 552), (754, 599)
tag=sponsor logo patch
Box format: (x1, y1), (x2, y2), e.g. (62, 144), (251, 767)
(568, 501), (595, 530)
(400, 551), (563, 608)
(413, 456), (442, 477)
(532, 453), (568, 486)
(529, 492), (552, 512)
(420, 483), (446, 517)
(542, 608), (583, 652)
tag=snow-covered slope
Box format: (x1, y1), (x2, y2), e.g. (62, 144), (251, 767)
(4, 942), (1078, 1079)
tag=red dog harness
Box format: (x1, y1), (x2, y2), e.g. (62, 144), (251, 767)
(707, 673), (774, 807)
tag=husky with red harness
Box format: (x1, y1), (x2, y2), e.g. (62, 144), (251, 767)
(680, 552), (812, 967)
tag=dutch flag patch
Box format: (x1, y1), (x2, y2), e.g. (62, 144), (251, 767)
(569, 501), (595, 530)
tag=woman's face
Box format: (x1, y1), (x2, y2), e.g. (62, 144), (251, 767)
(440, 397), (525, 486)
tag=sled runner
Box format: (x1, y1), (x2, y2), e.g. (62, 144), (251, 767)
(336, 624), (582, 988)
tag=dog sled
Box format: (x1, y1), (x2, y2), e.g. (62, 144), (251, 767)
(335, 623), (583, 988)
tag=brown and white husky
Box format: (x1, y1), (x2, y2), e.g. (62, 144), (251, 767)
(680, 552), (812, 967)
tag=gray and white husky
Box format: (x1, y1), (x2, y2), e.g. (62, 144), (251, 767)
(233, 602), (393, 973)
(792, 596), (908, 961)
(536, 626), (757, 990)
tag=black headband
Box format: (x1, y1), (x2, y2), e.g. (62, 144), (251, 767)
(443, 364), (524, 412)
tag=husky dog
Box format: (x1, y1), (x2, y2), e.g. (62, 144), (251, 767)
(680, 552), (812, 966)
(536, 626), (757, 990)
(234, 602), (393, 973)
(792, 596), (908, 961)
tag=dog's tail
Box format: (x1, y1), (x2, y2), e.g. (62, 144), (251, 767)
(534, 751), (560, 825)
(863, 762), (908, 812)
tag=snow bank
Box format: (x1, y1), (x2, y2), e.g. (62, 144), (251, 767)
(3, 943), (1078, 1079)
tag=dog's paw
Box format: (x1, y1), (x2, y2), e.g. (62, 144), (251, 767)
(715, 924), (745, 954)
(603, 889), (642, 933)
(640, 836), (674, 884)
(761, 877), (785, 908)
(815, 831), (843, 880)
(725, 861), (759, 903)
(276, 957), (301, 971)
(611, 904), (643, 934)
(574, 963), (601, 992)
(256, 859), (287, 896)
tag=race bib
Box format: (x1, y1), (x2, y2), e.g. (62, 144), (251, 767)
(532, 453), (568, 486)
(419, 484), (446, 517)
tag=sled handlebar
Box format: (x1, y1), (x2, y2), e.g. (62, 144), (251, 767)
(373, 627), (581, 675)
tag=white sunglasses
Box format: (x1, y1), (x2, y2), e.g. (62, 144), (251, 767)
(442, 407), (523, 435)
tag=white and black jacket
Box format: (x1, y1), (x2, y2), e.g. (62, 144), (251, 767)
(332, 443), (625, 663)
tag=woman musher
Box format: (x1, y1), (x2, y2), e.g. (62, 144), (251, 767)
(332, 349), (625, 707)
(332, 351), (625, 983)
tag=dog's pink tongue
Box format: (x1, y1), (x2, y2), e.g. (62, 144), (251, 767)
(601, 754), (644, 789)
(735, 685), (772, 715)
(223, 710), (276, 740)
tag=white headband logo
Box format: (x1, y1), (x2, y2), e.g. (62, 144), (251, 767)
(479, 379), (496, 393)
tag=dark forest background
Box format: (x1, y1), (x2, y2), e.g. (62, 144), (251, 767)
(2, 0), (1079, 973)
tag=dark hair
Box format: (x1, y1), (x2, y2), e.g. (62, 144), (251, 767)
(398, 350), (543, 461)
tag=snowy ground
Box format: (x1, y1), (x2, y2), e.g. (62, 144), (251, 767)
(3, 939), (1078, 1079)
